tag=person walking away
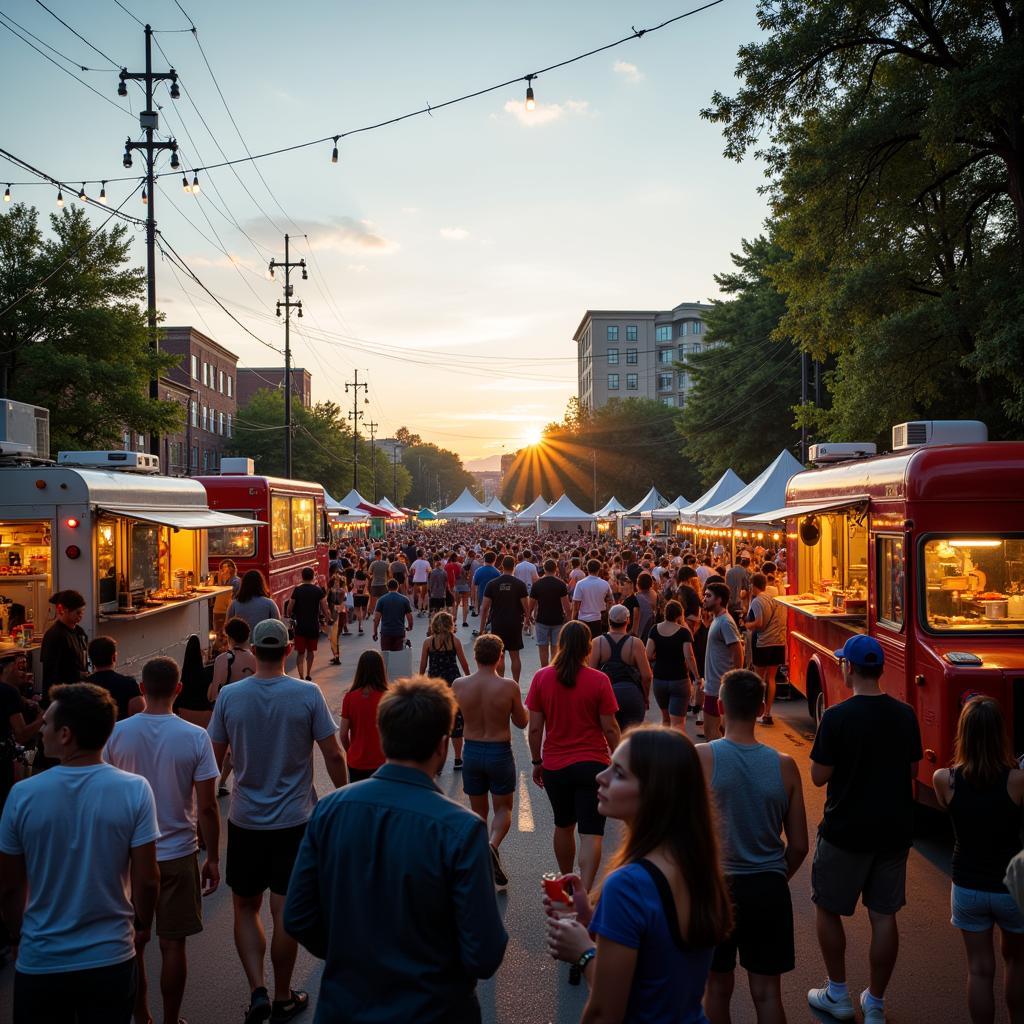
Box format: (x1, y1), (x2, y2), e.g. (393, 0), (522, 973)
(932, 695), (1024, 1024)
(284, 568), (329, 681)
(701, 583), (743, 741)
(104, 657), (222, 1024)
(87, 636), (144, 720)
(472, 551), (501, 634)
(545, 726), (732, 1022)
(590, 604), (652, 731)
(40, 589), (89, 702)
(0, 653), (43, 814)
(389, 553), (408, 596)
(367, 549), (390, 616)
(350, 565), (369, 635)
(514, 550), (540, 637)
(530, 558), (571, 668)
(173, 634), (215, 729)
(699, 669), (808, 1024)
(572, 559), (613, 639)
(746, 573), (786, 725)
(372, 579), (414, 653)
(339, 650), (389, 782)
(647, 600), (702, 732)
(0, 683), (160, 1024)
(284, 677), (508, 1023)
(526, 621), (620, 893)
(212, 559), (241, 649)
(419, 612), (470, 769)
(427, 557), (449, 617)
(807, 635), (922, 1024)
(725, 557), (751, 627)
(326, 572), (347, 666)
(452, 634), (528, 890)
(208, 617), (257, 796)
(207, 619), (347, 1024)
(632, 572), (658, 641)
(452, 554), (472, 627)
(410, 549), (433, 617)
(478, 556), (530, 684)
(227, 571), (282, 636)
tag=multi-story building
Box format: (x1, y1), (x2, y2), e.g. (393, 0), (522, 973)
(161, 326), (239, 475)
(236, 367), (313, 411)
(574, 301), (713, 412)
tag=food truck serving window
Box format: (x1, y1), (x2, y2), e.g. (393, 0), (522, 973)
(207, 511), (256, 558)
(797, 510), (868, 607)
(271, 495), (291, 555)
(291, 497), (314, 551)
(922, 536), (1024, 632)
(877, 535), (905, 628)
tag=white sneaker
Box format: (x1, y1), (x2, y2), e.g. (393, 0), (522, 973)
(807, 984), (855, 1020)
(860, 990), (886, 1023)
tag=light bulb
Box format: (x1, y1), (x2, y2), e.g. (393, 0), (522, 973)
(276, 305), (281, 318)
(182, 174), (191, 193)
(331, 137), (339, 164)
(142, 188), (148, 205)
(3, 185), (10, 203)
(78, 184), (87, 203)
(525, 83), (536, 111)
(191, 173), (200, 194)
(56, 190), (64, 207)
(118, 76), (127, 97)
(170, 150), (180, 170)
(99, 184), (107, 204)
(169, 77), (180, 100)
(123, 150), (133, 169)
(268, 263), (275, 279)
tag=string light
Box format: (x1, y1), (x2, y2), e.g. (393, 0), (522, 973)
(117, 71), (127, 98)
(99, 181), (107, 204)
(331, 137), (338, 164)
(3, 185), (10, 203)
(56, 189), (64, 207)
(141, 187), (147, 205)
(78, 183), (87, 202)
(170, 149), (180, 170)
(525, 76), (536, 111)
(123, 142), (133, 169)
(181, 173), (191, 193)
(191, 172), (200, 194)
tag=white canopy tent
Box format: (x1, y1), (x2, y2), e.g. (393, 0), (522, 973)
(375, 496), (409, 519)
(650, 495), (691, 522)
(593, 496), (627, 518)
(678, 469), (747, 526)
(623, 486), (668, 516)
(337, 488), (399, 519)
(438, 488), (503, 521)
(515, 495), (550, 525)
(323, 492), (351, 514)
(537, 494), (595, 532)
(696, 450), (806, 530)
(486, 496), (515, 519)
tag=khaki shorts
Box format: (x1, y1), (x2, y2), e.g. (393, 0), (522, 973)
(156, 853), (203, 939)
(811, 835), (908, 917)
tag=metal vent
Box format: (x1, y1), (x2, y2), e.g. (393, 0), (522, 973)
(906, 422), (929, 445)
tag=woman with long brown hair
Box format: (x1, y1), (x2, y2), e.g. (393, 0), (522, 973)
(340, 650), (390, 782)
(546, 725), (732, 1022)
(526, 620), (621, 893)
(933, 696), (1024, 1024)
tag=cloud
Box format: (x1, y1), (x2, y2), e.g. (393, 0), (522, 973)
(245, 216), (398, 254)
(400, 206), (419, 215)
(439, 227), (470, 241)
(346, 264), (368, 273)
(613, 60), (643, 83)
(502, 98), (590, 127)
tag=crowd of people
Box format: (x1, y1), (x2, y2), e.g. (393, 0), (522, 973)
(0, 523), (1022, 1024)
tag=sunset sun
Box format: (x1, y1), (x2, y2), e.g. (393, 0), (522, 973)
(522, 426), (544, 447)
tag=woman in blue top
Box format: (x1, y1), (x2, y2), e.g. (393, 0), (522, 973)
(547, 725), (732, 1023)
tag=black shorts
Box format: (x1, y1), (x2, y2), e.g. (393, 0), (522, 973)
(711, 871), (795, 976)
(541, 760), (607, 836)
(492, 625), (524, 653)
(353, 595), (369, 608)
(226, 821), (307, 897)
(429, 597), (446, 611)
(752, 644), (785, 667)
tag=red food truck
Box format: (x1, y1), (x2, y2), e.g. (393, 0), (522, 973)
(758, 423), (1024, 807)
(197, 460), (330, 611)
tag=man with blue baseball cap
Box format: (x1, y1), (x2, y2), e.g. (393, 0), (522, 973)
(806, 633), (922, 1024)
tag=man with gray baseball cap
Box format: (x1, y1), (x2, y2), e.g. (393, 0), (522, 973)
(208, 618), (348, 1023)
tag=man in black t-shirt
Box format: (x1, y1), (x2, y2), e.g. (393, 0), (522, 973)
(528, 559), (570, 667)
(40, 589), (89, 702)
(479, 556), (529, 683)
(285, 567), (329, 681)
(86, 636), (143, 720)
(807, 635), (922, 1022)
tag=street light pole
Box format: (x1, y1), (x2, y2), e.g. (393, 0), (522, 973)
(268, 235), (306, 479)
(367, 419), (379, 501)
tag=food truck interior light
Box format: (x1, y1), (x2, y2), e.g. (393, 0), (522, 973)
(949, 539), (1001, 548)
(65, 517), (79, 529)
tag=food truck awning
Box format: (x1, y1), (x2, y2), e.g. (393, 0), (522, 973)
(97, 507), (266, 530)
(739, 495), (869, 525)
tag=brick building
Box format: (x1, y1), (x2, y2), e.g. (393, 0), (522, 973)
(236, 367), (313, 411)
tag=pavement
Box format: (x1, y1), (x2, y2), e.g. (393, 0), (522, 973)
(0, 608), (1006, 1022)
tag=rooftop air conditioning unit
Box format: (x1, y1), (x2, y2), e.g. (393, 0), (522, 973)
(57, 450), (161, 474)
(0, 400), (49, 458)
(219, 457), (255, 475)
(809, 442), (877, 465)
(892, 420), (988, 451)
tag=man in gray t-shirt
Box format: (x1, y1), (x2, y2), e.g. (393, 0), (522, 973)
(207, 618), (347, 1023)
(725, 557), (751, 615)
(701, 582), (743, 740)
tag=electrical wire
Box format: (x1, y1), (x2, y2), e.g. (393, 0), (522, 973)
(111, 0), (144, 28)
(31, 0), (121, 68)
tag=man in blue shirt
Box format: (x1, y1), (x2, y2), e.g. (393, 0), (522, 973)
(371, 579), (414, 652)
(284, 676), (507, 1023)
(471, 551), (501, 636)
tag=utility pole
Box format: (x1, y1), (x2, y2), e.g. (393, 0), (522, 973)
(392, 444), (401, 502)
(345, 370), (368, 491)
(120, 25), (180, 460)
(800, 351), (810, 463)
(268, 235), (306, 478)
(367, 419), (379, 501)
(592, 449), (598, 512)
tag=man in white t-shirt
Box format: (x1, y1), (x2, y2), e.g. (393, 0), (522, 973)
(105, 657), (220, 1024)
(0, 682), (159, 1023)
(513, 551), (541, 637)
(571, 559), (613, 638)
(409, 550), (433, 616)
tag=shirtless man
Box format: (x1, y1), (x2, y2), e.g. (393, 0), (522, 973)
(452, 633), (528, 891)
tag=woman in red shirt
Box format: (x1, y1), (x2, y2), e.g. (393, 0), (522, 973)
(527, 620), (621, 892)
(339, 650), (389, 782)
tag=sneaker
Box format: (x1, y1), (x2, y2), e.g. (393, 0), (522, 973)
(244, 987), (272, 1024)
(490, 844), (509, 889)
(807, 984), (855, 1020)
(453, 758), (463, 770)
(329, 657), (341, 665)
(860, 990), (886, 1023)
(270, 989), (309, 1022)
(757, 714), (774, 725)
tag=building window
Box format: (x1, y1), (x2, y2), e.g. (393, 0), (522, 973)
(677, 371), (688, 388)
(626, 349), (638, 365)
(626, 325), (637, 342)
(190, 354), (198, 379)
(227, 413), (232, 438)
(607, 348), (619, 365)
(201, 406), (208, 431)
(608, 373), (620, 390)
(607, 326), (619, 342)
(679, 343), (689, 357)
(661, 396), (675, 407)
(202, 449), (209, 473)
(190, 400), (197, 428)
(692, 342), (702, 353)
(658, 372), (673, 391)
(658, 349), (673, 365)
(218, 411), (225, 435)
(227, 374), (233, 398)
(692, 320), (703, 334)
(626, 373), (638, 390)
(655, 325), (672, 342)
(677, 393), (686, 409)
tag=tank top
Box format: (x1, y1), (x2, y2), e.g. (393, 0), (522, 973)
(949, 767), (1022, 892)
(598, 634), (641, 687)
(427, 638), (460, 684)
(709, 739), (788, 876)
(635, 591), (656, 640)
(650, 626), (692, 681)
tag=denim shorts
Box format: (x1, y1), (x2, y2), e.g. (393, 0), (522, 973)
(462, 739), (516, 796)
(951, 884), (1024, 933)
(653, 677), (690, 717)
(535, 623), (562, 647)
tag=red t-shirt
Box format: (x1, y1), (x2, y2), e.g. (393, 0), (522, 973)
(340, 686), (386, 771)
(525, 665), (618, 771)
(445, 561), (462, 590)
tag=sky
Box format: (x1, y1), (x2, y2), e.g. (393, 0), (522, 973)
(1, 0), (769, 468)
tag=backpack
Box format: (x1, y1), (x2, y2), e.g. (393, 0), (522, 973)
(599, 634), (642, 688)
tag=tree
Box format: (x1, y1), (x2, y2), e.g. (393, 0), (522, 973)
(393, 426), (422, 447)
(704, 1), (1024, 436)
(677, 234), (803, 484)
(401, 443), (477, 509)
(0, 203), (181, 453)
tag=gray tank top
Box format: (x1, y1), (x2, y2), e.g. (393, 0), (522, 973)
(709, 738), (788, 876)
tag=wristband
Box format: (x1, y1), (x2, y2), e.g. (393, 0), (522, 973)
(576, 947), (597, 972)
(531, 759), (543, 766)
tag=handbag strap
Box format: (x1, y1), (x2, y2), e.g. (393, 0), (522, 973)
(636, 859), (686, 950)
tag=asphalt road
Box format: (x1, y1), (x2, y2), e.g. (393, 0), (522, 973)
(0, 611), (1004, 1023)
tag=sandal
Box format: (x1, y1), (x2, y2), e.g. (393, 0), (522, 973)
(270, 989), (309, 1022)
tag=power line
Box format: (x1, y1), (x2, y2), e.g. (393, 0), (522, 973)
(31, 0), (121, 68)
(111, 0), (144, 28)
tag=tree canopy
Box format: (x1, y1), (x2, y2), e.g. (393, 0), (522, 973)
(400, 438), (478, 509)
